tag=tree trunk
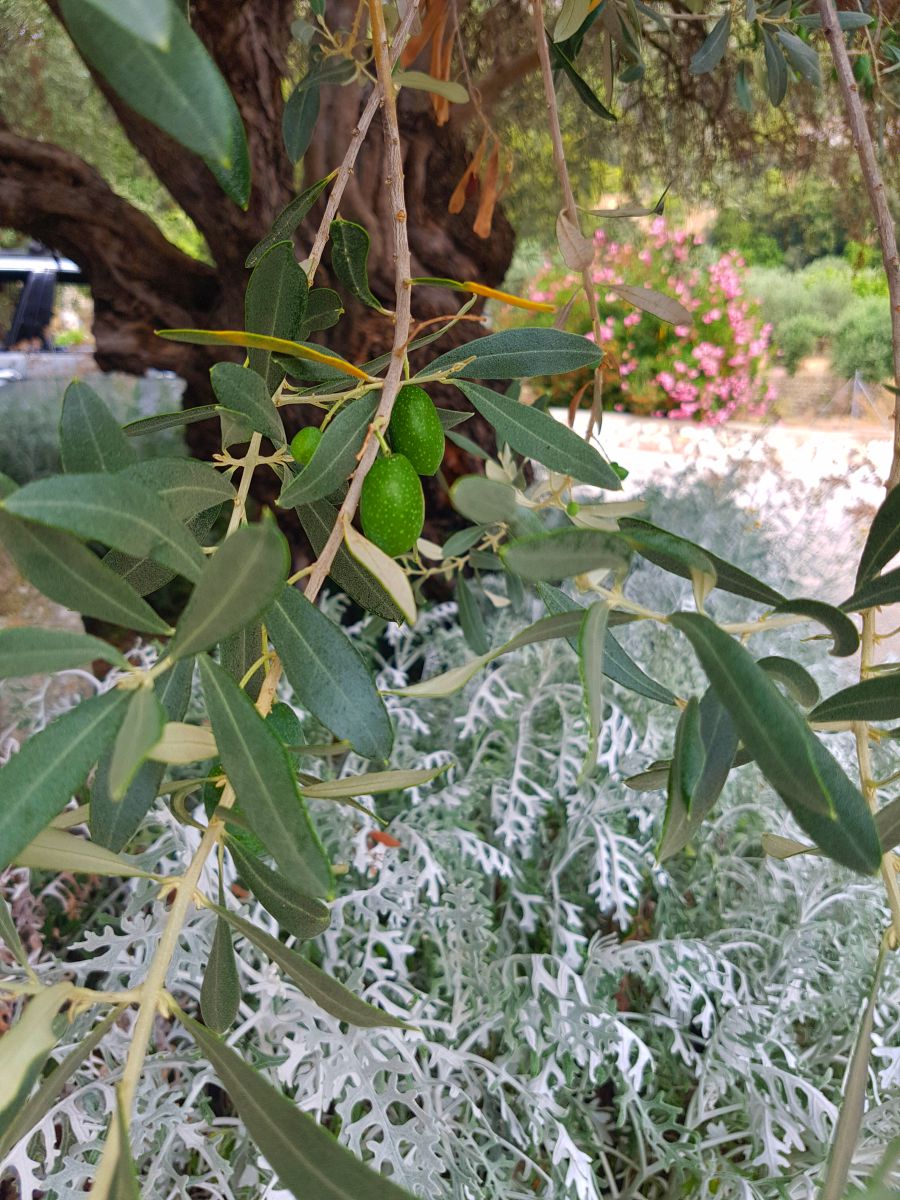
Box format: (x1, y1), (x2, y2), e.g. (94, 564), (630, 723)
(0, 0), (517, 543)
(0, 132), (219, 393)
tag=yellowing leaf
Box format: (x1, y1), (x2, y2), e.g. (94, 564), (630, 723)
(14, 828), (152, 878)
(0, 984), (74, 1130)
(300, 766), (445, 799)
(156, 330), (372, 382)
(761, 833), (817, 860)
(148, 721), (218, 764)
(343, 521), (417, 625)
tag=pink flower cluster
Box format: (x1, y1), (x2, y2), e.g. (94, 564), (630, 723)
(500, 218), (775, 423)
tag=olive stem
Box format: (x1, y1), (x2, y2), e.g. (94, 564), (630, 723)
(530, 0), (606, 436)
(303, 0), (420, 606)
(304, 1), (423, 283)
(817, 0), (900, 490)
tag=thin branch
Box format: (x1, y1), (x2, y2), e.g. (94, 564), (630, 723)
(817, 0), (900, 490)
(90, 446), (269, 1197)
(304, 0), (418, 605)
(305, 0), (421, 281)
(529, 0), (606, 433)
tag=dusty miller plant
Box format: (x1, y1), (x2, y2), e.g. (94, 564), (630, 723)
(1, 1), (900, 1197)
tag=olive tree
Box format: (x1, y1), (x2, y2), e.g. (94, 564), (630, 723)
(1, 3), (900, 1198)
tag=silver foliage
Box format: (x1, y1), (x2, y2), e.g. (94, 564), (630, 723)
(2, 481), (899, 1199)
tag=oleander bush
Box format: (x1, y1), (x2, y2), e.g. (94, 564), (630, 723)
(494, 220), (775, 423)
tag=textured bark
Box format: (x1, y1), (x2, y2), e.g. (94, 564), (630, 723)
(1, 0), (518, 543)
(4, 1), (514, 398)
(0, 131), (219, 393)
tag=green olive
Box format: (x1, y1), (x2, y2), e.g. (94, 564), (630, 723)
(388, 385), (445, 476)
(289, 426), (322, 466)
(360, 454), (425, 556)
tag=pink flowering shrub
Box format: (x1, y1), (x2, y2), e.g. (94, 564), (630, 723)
(498, 218), (777, 423)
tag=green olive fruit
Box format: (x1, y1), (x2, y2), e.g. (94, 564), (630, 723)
(359, 454), (425, 557)
(289, 426), (322, 466)
(566, 501), (580, 516)
(388, 385), (445, 476)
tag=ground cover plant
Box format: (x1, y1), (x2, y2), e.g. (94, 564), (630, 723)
(2, 3), (900, 1199)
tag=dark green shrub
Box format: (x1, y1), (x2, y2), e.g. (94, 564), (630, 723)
(776, 313), (822, 373)
(710, 173), (869, 268)
(832, 297), (893, 382)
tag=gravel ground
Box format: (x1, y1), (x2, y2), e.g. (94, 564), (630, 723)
(570, 409), (898, 661)
(578, 410), (892, 591)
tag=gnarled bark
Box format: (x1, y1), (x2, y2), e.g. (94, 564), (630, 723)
(1, 0), (519, 544)
(3, 1), (516, 399)
(0, 131), (219, 392)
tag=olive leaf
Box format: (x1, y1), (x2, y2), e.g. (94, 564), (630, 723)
(0, 510), (172, 634)
(0, 1007), (121, 1160)
(58, 0), (249, 204)
(246, 172), (336, 268)
(167, 519), (290, 661)
(200, 916), (241, 1034)
(227, 838), (330, 942)
(265, 584), (394, 760)
(278, 395), (378, 508)
(0, 627), (128, 678)
(105, 688), (166, 802)
(0, 984), (74, 1133)
(199, 655), (333, 897)
(59, 380), (136, 474)
(245, 240), (309, 393)
(329, 219), (386, 312)
(0, 689), (130, 871)
(92, 657), (194, 852)
(454, 380), (622, 489)
(3, 475), (205, 582)
(209, 905), (411, 1030)
(182, 1013), (418, 1199)
(671, 612), (881, 874)
(578, 600), (608, 768)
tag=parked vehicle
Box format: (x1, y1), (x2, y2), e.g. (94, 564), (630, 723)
(0, 245), (85, 357)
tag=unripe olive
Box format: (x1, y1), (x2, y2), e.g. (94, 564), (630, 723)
(360, 454), (425, 557)
(388, 385), (445, 476)
(566, 501), (580, 516)
(290, 426), (322, 466)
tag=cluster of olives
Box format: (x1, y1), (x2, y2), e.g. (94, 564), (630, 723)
(290, 385), (445, 557)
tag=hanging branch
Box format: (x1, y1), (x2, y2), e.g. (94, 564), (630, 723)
(817, 0), (900, 491)
(305, 0), (421, 282)
(529, 0), (606, 436)
(303, 0), (418, 605)
(88, 7), (422, 1189)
